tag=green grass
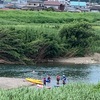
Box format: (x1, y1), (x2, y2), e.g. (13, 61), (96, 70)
(1, 83), (100, 100)
(0, 11), (100, 25)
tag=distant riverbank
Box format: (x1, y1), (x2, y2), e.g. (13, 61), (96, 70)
(0, 53), (100, 65)
(53, 56), (100, 64)
(49, 53), (100, 64)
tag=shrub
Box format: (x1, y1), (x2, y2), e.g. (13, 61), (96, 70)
(59, 22), (94, 56)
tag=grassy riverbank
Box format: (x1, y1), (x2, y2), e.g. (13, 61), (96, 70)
(0, 83), (100, 100)
(0, 10), (100, 64)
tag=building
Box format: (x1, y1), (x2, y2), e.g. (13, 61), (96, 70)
(46, 0), (69, 5)
(90, 5), (100, 12)
(21, 0), (44, 10)
(65, 1), (89, 12)
(27, 0), (43, 7)
(11, 0), (27, 4)
(4, 0), (27, 4)
(44, 1), (65, 11)
(70, 1), (87, 8)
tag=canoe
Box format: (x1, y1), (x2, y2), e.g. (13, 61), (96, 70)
(26, 78), (43, 85)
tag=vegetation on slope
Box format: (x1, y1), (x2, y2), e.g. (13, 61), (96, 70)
(0, 10), (100, 64)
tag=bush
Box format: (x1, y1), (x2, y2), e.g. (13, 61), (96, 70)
(59, 22), (94, 56)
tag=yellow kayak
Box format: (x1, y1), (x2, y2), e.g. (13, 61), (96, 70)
(26, 78), (43, 85)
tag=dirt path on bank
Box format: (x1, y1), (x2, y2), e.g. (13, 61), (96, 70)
(53, 53), (100, 64)
(0, 77), (33, 89)
(54, 57), (98, 64)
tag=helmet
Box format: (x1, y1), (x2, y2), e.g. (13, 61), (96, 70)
(63, 75), (65, 77)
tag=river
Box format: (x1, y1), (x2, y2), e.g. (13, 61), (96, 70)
(0, 63), (100, 85)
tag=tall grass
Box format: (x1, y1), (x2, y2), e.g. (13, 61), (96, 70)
(0, 83), (100, 100)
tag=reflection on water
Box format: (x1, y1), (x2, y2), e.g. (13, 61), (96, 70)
(0, 63), (100, 84)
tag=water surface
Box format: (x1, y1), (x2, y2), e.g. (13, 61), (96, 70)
(0, 63), (100, 85)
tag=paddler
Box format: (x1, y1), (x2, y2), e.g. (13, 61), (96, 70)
(43, 78), (46, 85)
(47, 75), (51, 83)
(62, 75), (67, 85)
(56, 75), (60, 85)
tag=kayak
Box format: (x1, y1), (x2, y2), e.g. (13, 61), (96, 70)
(26, 78), (43, 85)
(26, 78), (42, 82)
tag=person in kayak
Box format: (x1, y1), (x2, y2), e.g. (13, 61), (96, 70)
(56, 75), (60, 85)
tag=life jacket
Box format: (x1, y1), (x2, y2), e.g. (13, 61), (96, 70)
(47, 76), (51, 83)
(63, 77), (66, 81)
